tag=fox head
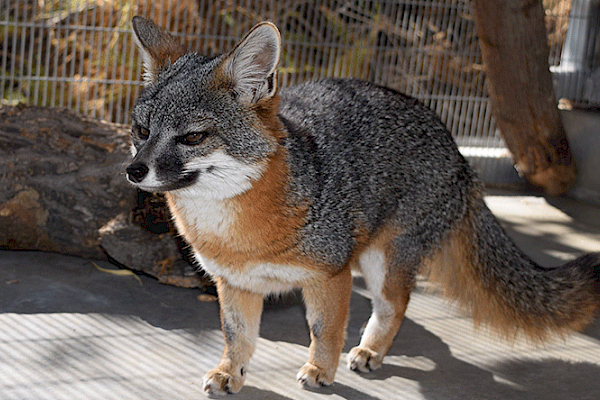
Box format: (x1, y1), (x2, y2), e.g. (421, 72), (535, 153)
(126, 16), (281, 199)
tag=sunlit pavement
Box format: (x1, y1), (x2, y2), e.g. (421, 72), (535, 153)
(1, 190), (599, 400)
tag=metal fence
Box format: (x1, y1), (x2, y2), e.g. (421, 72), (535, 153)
(0, 0), (580, 153)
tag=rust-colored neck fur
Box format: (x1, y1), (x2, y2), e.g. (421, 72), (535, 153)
(228, 146), (308, 258)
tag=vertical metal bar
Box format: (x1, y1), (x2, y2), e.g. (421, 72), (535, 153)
(123, 3), (133, 125)
(209, 0), (221, 55)
(331, 2), (344, 79)
(281, 0), (291, 86)
(401, 3), (420, 97)
(75, 0), (89, 116)
(447, 4), (463, 137)
(304, 0), (314, 84)
(467, 2), (487, 143)
(436, 2), (453, 129)
(338, 1), (351, 80)
(121, 0), (139, 124)
(215, 0), (226, 52)
(42, 1), (53, 106)
(165, 0), (173, 32)
(7, 0), (21, 104)
(384, 1), (405, 93)
(124, 0), (141, 126)
(345, 0), (363, 79)
(425, 1), (445, 112)
(25, 0), (39, 105)
(91, 0), (106, 119)
(33, 1), (46, 105)
(372, 1), (385, 86)
(0, 4), (7, 101)
(175, 0), (184, 46)
(94, 0), (106, 118)
(196, 0), (207, 53)
(156, 0), (164, 32)
(413, 3), (428, 98)
(473, 2), (492, 142)
(284, 0), (300, 87)
(302, 1), (318, 83)
(221, 0), (232, 50)
(352, 0), (368, 81)
(58, 0), (71, 108)
(376, 0), (393, 84)
(455, 5), (474, 141)
(404, 3), (418, 97)
(133, 0), (145, 101)
(103, 0), (113, 122)
(371, 0), (390, 86)
(16, 0), (31, 105)
(465, 9), (484, 142)
(107, 0), (120, 122)
(66, 0), (78, 112)
(76, 0), (87, 116)
(565, 0), (586, 103)
(457, 5), (473, 141)
(115, 0), (127, 124)
(296, 3), (311, 85)
(381, 1), (401, 90)
(314, 1), (328, 82)
(178, 0), (187, 47)
(50, 0), (63, 107)
(259, 0), (268, 24)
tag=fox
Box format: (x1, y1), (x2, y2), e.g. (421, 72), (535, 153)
(125, 16), (600, 395)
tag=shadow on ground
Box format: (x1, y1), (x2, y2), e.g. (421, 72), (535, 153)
(2, 193), (600, 400)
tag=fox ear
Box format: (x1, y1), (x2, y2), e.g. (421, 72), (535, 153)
(131, 16), (187, 84)
(220, 22), (281, 104)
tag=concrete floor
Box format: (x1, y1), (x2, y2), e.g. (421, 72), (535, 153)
(1, 190), (599, 400)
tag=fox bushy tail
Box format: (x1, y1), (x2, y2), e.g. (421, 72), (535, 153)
(426, 189), (600, 340)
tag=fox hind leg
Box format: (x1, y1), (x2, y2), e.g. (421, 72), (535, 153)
(298, 267), (353, 387)
(348, 242), (415, 372)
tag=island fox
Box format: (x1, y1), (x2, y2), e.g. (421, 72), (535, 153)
(126, 16), (600, 395)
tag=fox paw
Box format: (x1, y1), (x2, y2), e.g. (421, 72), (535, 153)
(202, 368), (244, 395)
(347, 346), (382, 373)
(296, 362), (335, 388)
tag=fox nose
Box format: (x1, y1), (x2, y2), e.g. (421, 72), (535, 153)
(126, 163), (149, 183)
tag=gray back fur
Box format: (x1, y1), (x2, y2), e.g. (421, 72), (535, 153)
(278, 78), (477, 267)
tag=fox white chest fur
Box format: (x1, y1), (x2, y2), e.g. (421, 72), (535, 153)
(168, 189), (232, 237)
(167, 181), (319, 294)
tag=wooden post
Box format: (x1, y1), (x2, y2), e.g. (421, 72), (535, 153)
(472, 0), (577, 195)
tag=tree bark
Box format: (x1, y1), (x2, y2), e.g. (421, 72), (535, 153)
(472, 0), (577, 195)
(0, 105), (209, 289)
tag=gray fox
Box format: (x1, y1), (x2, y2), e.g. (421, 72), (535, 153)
(126, 16), (600, 395)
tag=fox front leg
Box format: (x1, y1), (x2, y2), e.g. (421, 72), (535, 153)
(203, 277), (264, 395)
(298, 268), (352, 387)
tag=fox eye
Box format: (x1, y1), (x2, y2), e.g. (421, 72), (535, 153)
(179, 131), (209, 146)
(132, 125), (150, 140)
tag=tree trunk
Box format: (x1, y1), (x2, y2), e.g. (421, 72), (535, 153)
(0, 105), (209, 289)
(472, 0), (577, 195)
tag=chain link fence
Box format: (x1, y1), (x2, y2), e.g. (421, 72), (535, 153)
(0, 0), (579, 155)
